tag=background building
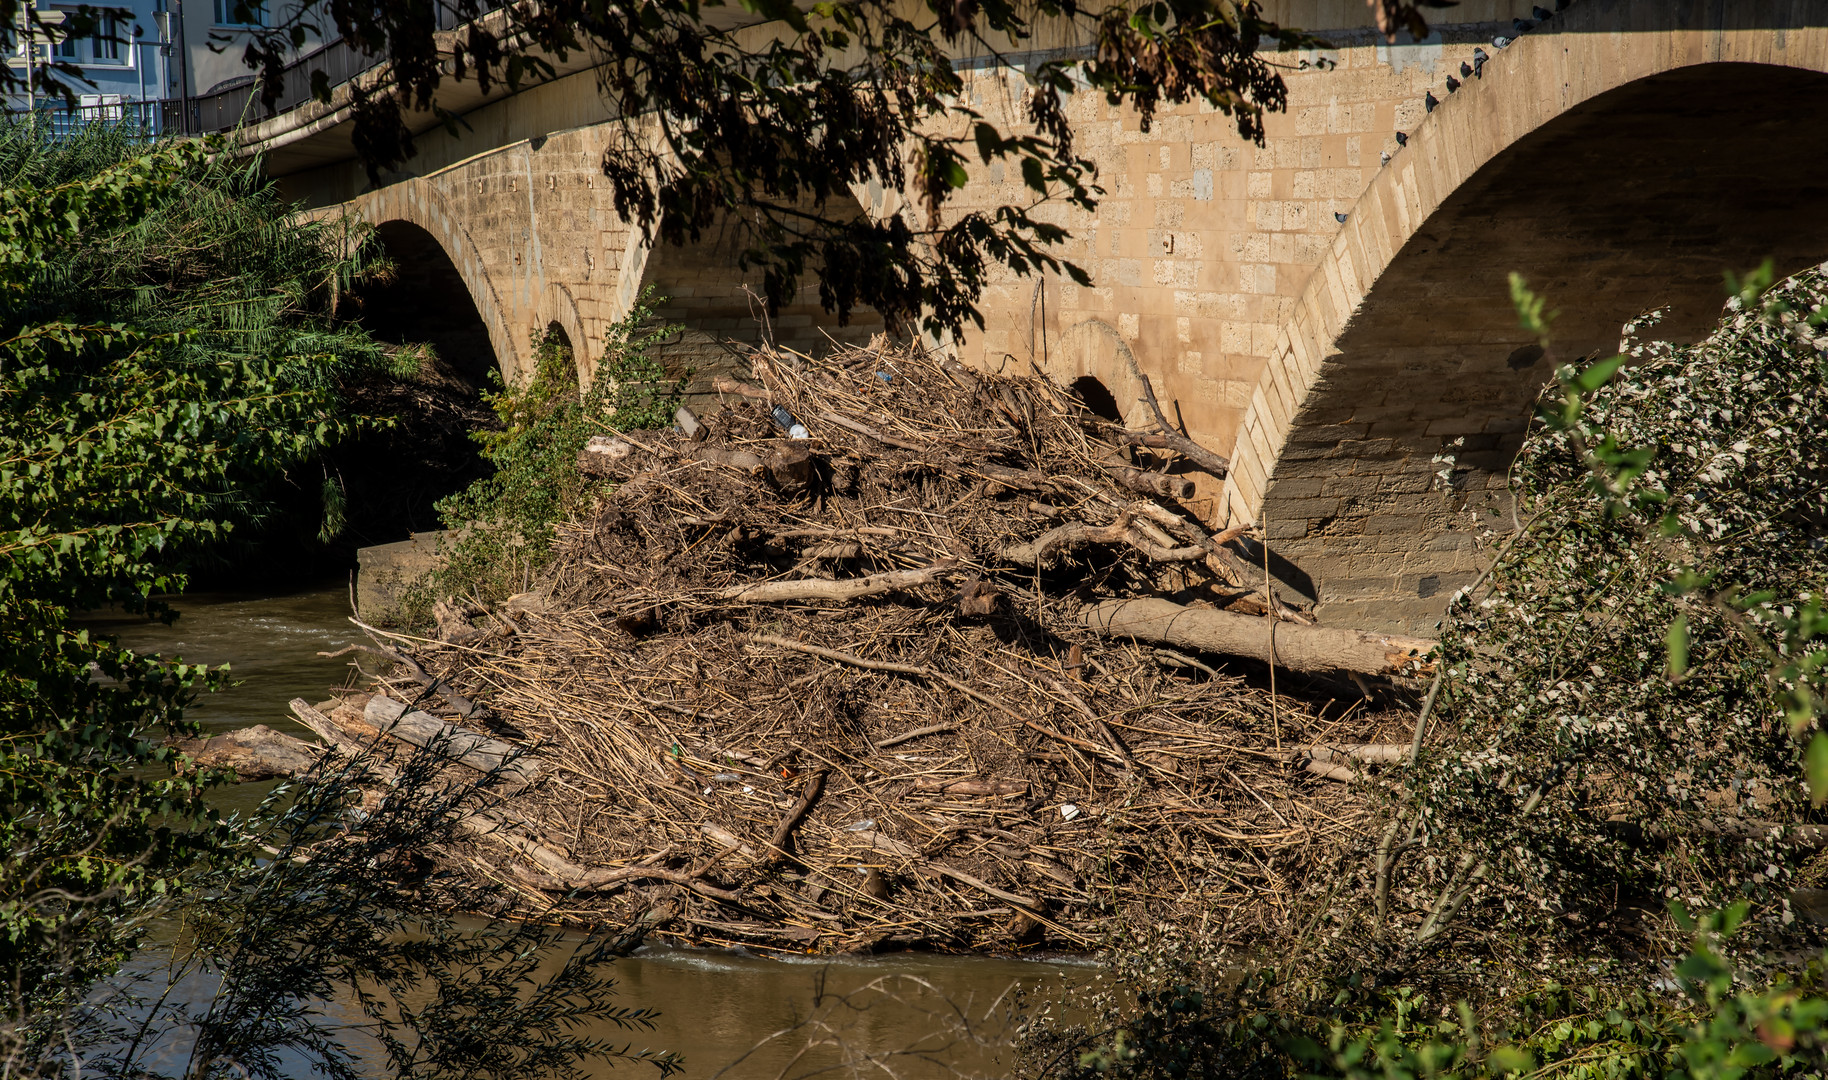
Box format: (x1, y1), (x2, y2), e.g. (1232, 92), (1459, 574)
(5, 1), (324, 133)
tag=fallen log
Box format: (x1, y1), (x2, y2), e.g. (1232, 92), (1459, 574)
(364, 696), (543, 790)
(289, 699), (384, 761)
(169, 724), (322, 781)
(713, 374), (772, 400)
(691, 446), (766, 473)
(1105, 465), (1196, 500)
(1077, 598), (1436, 678)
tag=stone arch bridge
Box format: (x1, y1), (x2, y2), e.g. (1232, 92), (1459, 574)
(246, 0), (1828, 634)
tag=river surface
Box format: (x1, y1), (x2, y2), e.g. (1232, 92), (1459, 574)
(84, 585), (1086, 1078)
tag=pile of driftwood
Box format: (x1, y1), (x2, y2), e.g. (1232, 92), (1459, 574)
(278, 342), (1436, 954)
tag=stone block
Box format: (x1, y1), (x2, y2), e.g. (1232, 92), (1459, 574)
(1298, 422), (1372, 443)
(1363, 514), (1424, 535)
(1266, 476), (1326, 499)
(1423, 416), (1488, 436)
(1273, 495), (1344, 520)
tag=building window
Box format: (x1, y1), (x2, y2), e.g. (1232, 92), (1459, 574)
(90, 10), (127, 64)
(48, 10), (79, 59)
(213, 1), (267, 26)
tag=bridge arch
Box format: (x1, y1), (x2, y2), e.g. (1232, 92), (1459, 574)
(1044, 318), (1152, 429)
(349, 185), (524, 385)
(536, 282), (589, 388)
(1223, 3), (1828, 633)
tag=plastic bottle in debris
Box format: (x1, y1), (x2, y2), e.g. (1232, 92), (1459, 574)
(771, 405), (810, 440)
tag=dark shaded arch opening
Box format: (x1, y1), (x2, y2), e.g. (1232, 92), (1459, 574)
(357, 221), (499, 386)
(540, 320), (579, 387)
(1070, 375), (1123, 423)
(307, 220), (502, 563)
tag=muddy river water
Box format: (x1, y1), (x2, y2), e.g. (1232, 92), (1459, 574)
(85, 585), (1086, 1078)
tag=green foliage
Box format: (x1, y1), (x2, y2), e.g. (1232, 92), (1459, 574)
(0, 118), (407, 556)
(1396, 268), (1828, 948)
(0, 143), (345, 1024)
(0, 130), (666, 1076)
(424, 296), (682, 605)
(1294, 905), (1828, 1080)
(1023, 916), (1827, 1080)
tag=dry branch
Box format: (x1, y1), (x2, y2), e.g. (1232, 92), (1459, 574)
(999, 517), (1203, 566)
(716, 563), (958, 603)
(1136, 373), (1232, 478)
(763, 769), (828, 865)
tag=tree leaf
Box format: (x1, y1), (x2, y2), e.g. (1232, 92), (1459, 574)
(1807, 731), (1828, 808)
(1573, 354), (1626, 393)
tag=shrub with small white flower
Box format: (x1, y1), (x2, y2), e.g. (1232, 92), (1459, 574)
(1395, 265), (1828, 948)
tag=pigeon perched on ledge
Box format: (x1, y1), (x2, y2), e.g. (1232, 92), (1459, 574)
(1334, 211), (1349, 224)
(1425, 91), (1440, 113)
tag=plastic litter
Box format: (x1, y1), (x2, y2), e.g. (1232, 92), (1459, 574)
(770, 405), (810, 440)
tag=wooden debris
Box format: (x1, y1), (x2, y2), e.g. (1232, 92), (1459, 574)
(330, 341), (1408, 954)
(363, 695), (543, 790)
(169, 724), (321, 781)
(1077, 598), (1437, 678)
